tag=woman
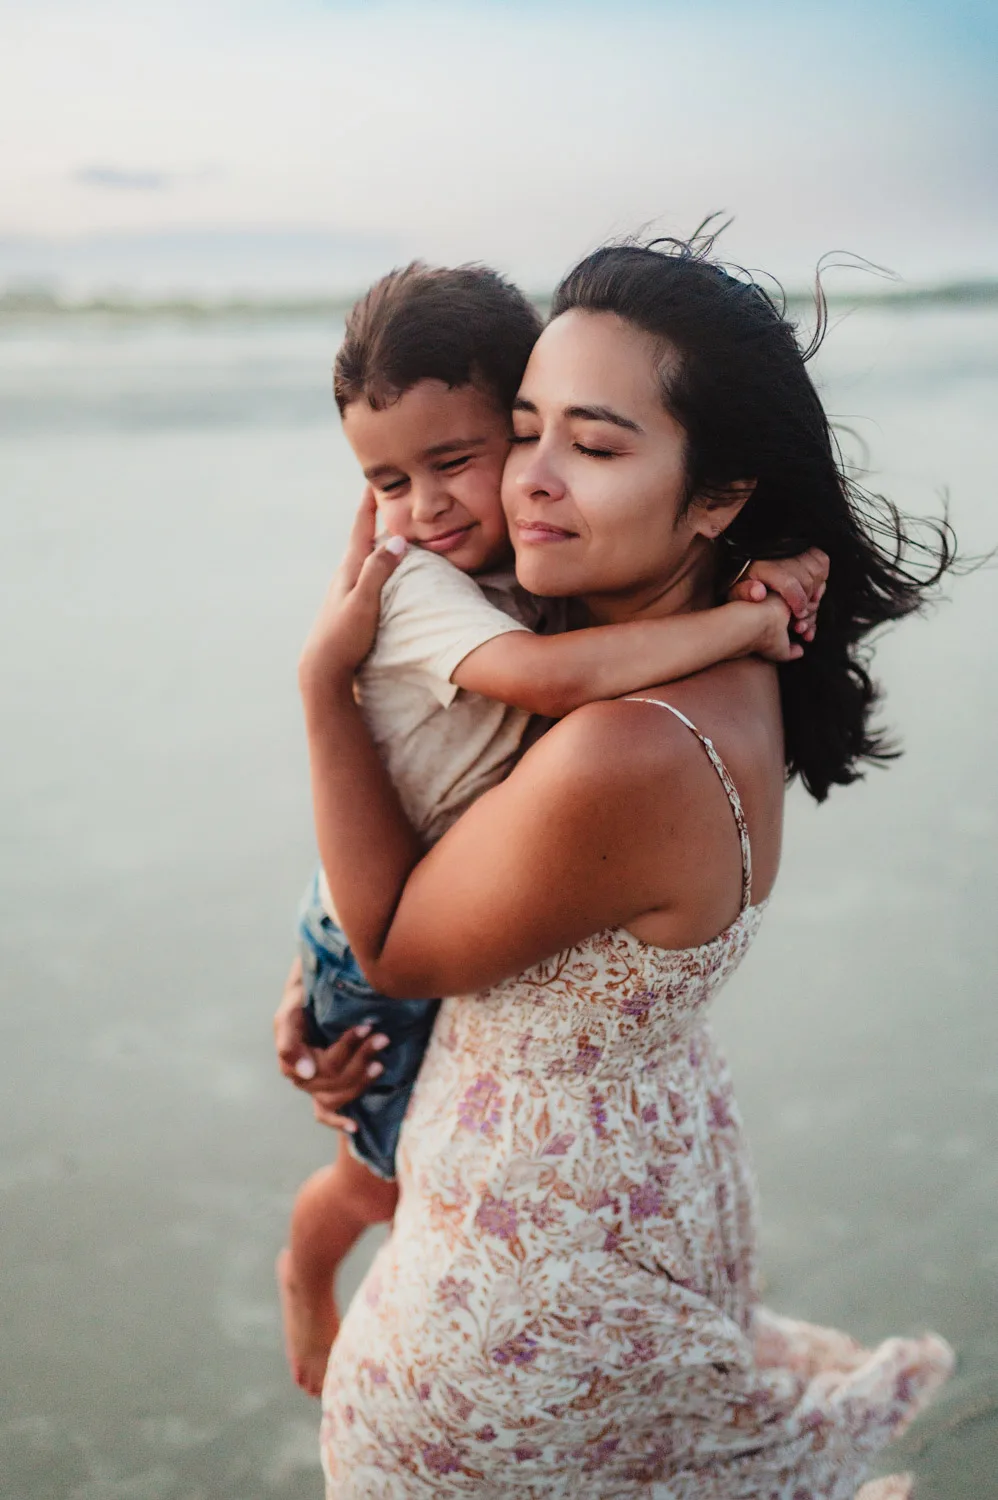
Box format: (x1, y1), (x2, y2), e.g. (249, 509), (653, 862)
(284, 242), (954, 1497)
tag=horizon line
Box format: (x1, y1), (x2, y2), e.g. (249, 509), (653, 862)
(2, 277), (998, 322)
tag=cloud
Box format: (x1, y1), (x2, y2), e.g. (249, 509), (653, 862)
(73, 167), (172, 192)
(71, 166), (226, 193)
(2, 0), (995, 289)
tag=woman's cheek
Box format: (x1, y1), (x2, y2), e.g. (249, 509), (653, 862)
(500, 452), (526, 511)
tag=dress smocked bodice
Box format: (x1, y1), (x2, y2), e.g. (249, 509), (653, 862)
(455, 902), (769, 1079)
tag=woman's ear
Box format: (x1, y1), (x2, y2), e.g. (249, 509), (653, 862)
(689, 479), (757, 540)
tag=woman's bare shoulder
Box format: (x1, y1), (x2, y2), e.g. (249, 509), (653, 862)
(524, 659), (780, 776)
(504, 686), (728, 848)
(522, 657), (783, 878)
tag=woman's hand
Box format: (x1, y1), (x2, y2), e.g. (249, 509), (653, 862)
(274, 956), (390, 1131)
(298, 489), (407, 696)
(728, 548), (829, 643)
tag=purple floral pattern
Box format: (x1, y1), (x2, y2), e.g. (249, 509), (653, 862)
(455, 1071), (504, 1136)
(320, 914), (951, 1498)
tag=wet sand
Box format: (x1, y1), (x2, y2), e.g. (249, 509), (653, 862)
(1, 305), (995, 1496)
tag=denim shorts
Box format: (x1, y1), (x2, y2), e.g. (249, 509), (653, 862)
(296, 872), (439, 1180)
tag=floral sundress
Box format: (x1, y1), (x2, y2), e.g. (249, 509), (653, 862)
(320, 697), (953, 1498)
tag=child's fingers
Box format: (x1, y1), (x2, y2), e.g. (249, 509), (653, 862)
(729, 579), (768, 604)
(794, 550), (828, 608)
(805, 547), (830, 589)
(747, 561), (809, 617)
(779, 576), (810, 618)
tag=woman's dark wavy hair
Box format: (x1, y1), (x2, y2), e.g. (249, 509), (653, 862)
(551, 231), (957, 802)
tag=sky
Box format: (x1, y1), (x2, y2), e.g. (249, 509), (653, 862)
(0, 0), (995, 297)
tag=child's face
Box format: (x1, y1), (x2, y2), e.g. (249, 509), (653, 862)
(342, 380), (513, 574)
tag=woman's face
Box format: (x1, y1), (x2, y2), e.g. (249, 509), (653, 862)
(501, 310), (713, 610)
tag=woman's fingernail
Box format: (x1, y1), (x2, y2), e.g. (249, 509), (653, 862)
(354, 1024), (372, 1038)
(384, 535), (407, 556)
(371, 1035), (390, 1051)
(366, 1061), (384, 1079)
(294, 1056), (317, 1080)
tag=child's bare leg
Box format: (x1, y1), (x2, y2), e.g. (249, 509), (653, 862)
(277, 1138), (398, 1397)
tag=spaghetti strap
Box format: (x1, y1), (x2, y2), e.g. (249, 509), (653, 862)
(623, 696), (753, 912)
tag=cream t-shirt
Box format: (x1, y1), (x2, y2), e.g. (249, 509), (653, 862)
(319, 546), (565, 917)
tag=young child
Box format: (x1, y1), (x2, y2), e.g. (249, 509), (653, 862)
(277, 262), (827, 1396)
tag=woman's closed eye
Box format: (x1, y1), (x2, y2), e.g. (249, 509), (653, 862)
(510, 431), (617, 458)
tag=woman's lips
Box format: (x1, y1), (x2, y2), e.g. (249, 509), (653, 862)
(514, 520), (578, 544)
(421, 525), (475, 554)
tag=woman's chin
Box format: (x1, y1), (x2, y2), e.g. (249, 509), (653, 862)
(512, 554), (580, 598)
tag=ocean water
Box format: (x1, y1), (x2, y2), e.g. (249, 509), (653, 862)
(1, 304), (995, 1498)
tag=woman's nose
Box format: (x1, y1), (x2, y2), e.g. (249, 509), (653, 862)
(515, 448), (567, 501)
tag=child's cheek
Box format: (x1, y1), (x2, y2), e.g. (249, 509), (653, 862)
(379, 499), (414, 538)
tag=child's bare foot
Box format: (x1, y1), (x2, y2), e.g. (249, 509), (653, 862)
(276, 1248), (340, 1398)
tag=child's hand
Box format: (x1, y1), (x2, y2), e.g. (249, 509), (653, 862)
(298, 489), (407, 694)
(750, 594), (805, 663)
(729, 547), (829, 643)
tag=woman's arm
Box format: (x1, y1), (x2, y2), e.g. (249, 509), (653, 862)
(305, 680), (678, 998)
(300, 498), (781, 1000)
(300, 497), (686, 998)
(273, 955), (391, 1130)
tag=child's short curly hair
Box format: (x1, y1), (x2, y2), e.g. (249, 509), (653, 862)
(334, 261), (542, 416)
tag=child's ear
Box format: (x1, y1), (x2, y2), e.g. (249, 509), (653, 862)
(688, 479), (757, 541)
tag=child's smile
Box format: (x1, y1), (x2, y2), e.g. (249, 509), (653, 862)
(342, 379), (515, 575)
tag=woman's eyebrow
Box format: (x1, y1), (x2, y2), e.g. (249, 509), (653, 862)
(511, 396), (642, 434)
(565, 404), (643, 434)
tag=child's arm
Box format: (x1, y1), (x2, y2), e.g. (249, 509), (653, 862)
(454, 547), (830, 717)
(452, 597), (794, 718)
